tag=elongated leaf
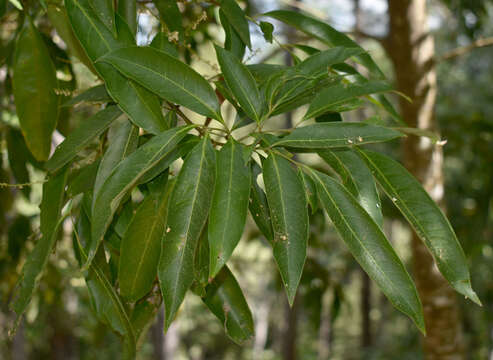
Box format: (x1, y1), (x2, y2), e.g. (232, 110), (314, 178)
(93, 118), (139, 200)
(249, 161), (274, 242)
(150, 32), (179, 58)
(193, 225), (210, 294)
(119, 178), (173, 301)
(299, 168), (318, 214)
(117, 0), (136, 35)
(67, 159), (101, 197)
(62, 85), (111, 107)
(319, 149), (383, 228)
(99, 46), (222, 121)
(272, 123), (403, 150)
(88, 0), (116, 36)
(46, 2), (96, 74)
(304, 81), (392, 119)
(310, 169), (425, 332)
(10, 167), (69, 332)
(202, 266), (254, 344)
(45, 106), (122, 173)
(215, 45), (264, 122)
(6, 128), (30, 198)
(357, 149), (480, 305)
(90, 125), (193, 268)
(73, 216), (136, 356)
(153, 0), (183, 40)
(220, 9), (245, 60)
(264, 10), (383, 78)
(158, 137), (216, 330)
(65, 0), (167, 134)
(220, 0), (251, 48)
(208, 139), (251, 277)
(130, 292), (162, 342)
(263, 153), (308, 305)
(13, 17), (59, 161)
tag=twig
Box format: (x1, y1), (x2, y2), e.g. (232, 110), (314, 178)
(439, 37), (493, 62)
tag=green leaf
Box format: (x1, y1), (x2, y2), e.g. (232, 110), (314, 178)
(304, 81), (392, 119)
(6, 128), (31, 198)
(46, 2), (97, 74)
(356, 149), (481, 305)
(117, 0), (137, 35)
(90, 125), (192, 268)
(319, 149), (383, 228)
(215, 45), (264, 122)
(150, 32), (179, 58)
(88, 0), (116, 36)
(153, 0), (183, 40)
(93, 118), (139, 201)
(220, 0), (251, 48)
(158, 137), (216, 330)
(296, 47), (364, 75)
(193, 225), (210, 293)
(65, 0), (167, 134)
(62, 85), (112, 107)
(67, 159), (101, 197)
(99, 46), (222, 121)
(45, 106), (123, 173)
(119, 177), (173, 301)
(263, 153), (308, 305)
(202, 266), (254, 344)
(73, 217), (136, 356)
(208, 139), (251, 277)
(130, 292), (162, 342)
(264, 10), (384, 78)
(8, 0), (22, 10)
(309, 169), (425, 332)
(249, 161), (274, 242)
(298, 168), (318, 214)
(271, 123), (403, 150)
(13, 17), (59, 161)
(10, 167), (69, 333)
(220, 9), (246, 60)
(259, 21), (274, 43)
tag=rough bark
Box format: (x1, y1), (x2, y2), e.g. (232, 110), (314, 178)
(386, 1), (465, 359)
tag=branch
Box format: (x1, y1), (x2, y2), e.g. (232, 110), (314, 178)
(439, 37), (493, 62)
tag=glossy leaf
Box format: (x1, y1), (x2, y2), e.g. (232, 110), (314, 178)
(93, 118), (139, 201)
(310, 169), (425, 332)
(272, 122), (403, 149)
(319, 149), (383, 228)
(263, 153), (308, 305)
(304, 81), (392, 119)
(357, 149), (481, 305)
(264, 10), (384, 78)
(67, 160), (101, 197)
(150, 32), (179, 58)
(88, 0), (116, 36)
(90, 125), (193, 268)
(249, 161), (274, 242)
(260, 21), (274, 43)
(130, 292), (162, 342)
(46, 2), (96, 74)
(62, 85), (112, 107)
(119, 178), (172, 301)
(215, 46), (264, 122)
(209, 139), (251, 277)
(10, 167), (69, 331)
(220, 9), (245, 60)
(202, 266), (254, 344)
(45, 106), (123, 173)
(299, 168), (318, 214)
(153, 0), (183, 40)
(65, 0), (167, 134)
(158, 137), (216, 330)
(73, 217), (136, 356)
(13, 17), (59, 161)
(99, 46), (222, 121)
(6, 128), (30, 198)
(117, 0), (136, 35)
(220, 0), (251, 48)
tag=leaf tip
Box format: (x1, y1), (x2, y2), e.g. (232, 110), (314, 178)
(453, 280), (482, 306)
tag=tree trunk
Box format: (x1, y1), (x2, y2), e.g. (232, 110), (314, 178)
(386, 1), (465, 358)
(282, 295), (299, 360)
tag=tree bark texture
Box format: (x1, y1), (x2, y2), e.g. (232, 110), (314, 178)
(386, 1), (465, 359)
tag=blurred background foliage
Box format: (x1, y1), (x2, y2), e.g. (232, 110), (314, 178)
(1, 0), (492, 359)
